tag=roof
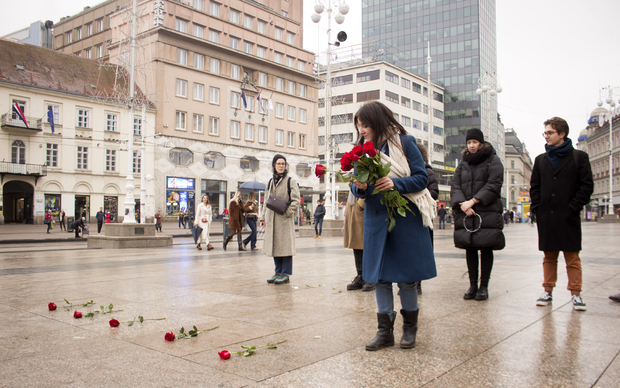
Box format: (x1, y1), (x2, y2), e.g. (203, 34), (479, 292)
(0, 38), (153, 108)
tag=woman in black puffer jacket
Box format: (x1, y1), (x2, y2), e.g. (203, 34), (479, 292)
(450, 128), (504, 301)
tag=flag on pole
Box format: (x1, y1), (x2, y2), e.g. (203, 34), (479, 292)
(12, 103), (28, 128)
(268, 91), (274, 113)
(47, 107), (55, 134)
(256, 90), (264, 113)
(241, 87), (247, 109)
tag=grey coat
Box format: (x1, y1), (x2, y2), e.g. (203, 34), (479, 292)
(260, 176), (300, 257)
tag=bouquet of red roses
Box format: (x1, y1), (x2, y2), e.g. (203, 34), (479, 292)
(315, 141), (414, 232)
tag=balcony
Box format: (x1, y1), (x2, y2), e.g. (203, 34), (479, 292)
(1, 112), (42, 134)
(0, 162), (47, 180)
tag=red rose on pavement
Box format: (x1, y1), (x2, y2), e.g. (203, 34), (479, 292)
(218, 350), (231, 360)
(73, 311), (82, 319)
(341, 154), (353, 171)
(315, 164), (326, 178)
(351, 144), (363, 156)
(363, 142), (377, 157)
(48, 303), (57, 311)
(165, 332), (176, 341)
(109, 319), (120, 327)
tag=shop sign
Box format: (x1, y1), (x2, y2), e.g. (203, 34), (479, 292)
(167, 177), (194, 189)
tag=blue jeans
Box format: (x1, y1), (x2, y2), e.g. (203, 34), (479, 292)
(274, 256), (293, 276)
(375, 281), (418, 318)
(315, 217), (324, 235)
(243, 218), (257, 248)
(439, 217), (445, 230)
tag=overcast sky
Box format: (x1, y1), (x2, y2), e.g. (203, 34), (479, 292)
(2, 0), (620, 158)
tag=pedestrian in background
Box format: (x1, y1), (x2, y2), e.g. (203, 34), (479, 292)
(344, 192), (374, 292)
(154, 210), (162, 232)
(224, 191), (247, 251)
(59, 209), (66, 231)
(44, 210), (53, 234)
(314, 199), (326, 238)
(260, 154), (300, 285)
(531, 116), (593, 311)
(96, 207), (104, 234)
(195, 195), (213, 251)
(178, 208), (186, 229)
(437, 205), (447, 230)
(242, 192), (259, 251)
(351, 101), (436, 351)
(451, 128), (505, 301)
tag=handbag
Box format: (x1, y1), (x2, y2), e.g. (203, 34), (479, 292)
(266, 177), (292, 215)
(44, 219), (51, 224)
(201, 218), (208, 223)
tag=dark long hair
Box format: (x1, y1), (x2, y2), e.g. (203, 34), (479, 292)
(354, 101), (407, 152)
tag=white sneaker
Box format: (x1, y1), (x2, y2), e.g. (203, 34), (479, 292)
(571, 295), (586, 311)
(536, 291), (552, 306)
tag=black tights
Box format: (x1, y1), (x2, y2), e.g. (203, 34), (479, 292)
(353, 249), (363, 276)
(466, 249), (494, 287)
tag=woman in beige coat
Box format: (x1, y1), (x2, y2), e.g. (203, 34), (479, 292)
(343, 193), (374, 291)
(194, 195), (213, 250)
(260, 154), (300, 285)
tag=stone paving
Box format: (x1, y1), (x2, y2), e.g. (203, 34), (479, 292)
(0, 222), (619, 387)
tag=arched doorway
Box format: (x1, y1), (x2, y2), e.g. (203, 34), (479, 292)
(2, 181), (34, 223)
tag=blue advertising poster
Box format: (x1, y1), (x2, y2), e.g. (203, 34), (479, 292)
(167, 177), (194, 189)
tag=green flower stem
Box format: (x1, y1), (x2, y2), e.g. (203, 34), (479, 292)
(230, 340), (287, 357)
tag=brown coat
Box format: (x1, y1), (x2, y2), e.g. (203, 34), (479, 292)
(343, 198), (365, 250)
(228, 200), (246, 231)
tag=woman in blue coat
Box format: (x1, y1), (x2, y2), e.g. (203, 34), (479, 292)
(352, 102), (437, 351)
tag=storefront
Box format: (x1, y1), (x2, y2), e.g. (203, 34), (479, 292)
(45, 194), (61, 221)
(166, 176), (195, 220)
(104, 196), (118, 222)
(201, 179), (227, 220)
(75, 195), (90, 222)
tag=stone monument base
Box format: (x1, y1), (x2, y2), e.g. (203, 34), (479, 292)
(598, 214), (620, 223)
(298, 219), (344, 237)
(87, 223), (173, 249)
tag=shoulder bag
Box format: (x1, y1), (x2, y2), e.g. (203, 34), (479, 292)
(266, 177), (291, 215)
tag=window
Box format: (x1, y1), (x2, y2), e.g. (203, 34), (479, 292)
(210, 1), (219, 16)
(210, 58), (220, 74)
(401, 116), (411, 127)
(193, 114), (203, 133)
(276, 103), (284, 118)
(105, 149), (117, 171)
(258, 20), (267, 34)
(274, 52), (283, 64)
(275, 27), (283, 41)
(276, 77), (284, 91)
(298, 61), (305, 72)
(76, 146), (88, 169)
(230, 120), (240, 138)
(433, 109), (444, 119)
(258, 72), (267, 87)
(85, 48), (91, 58)
(299, 134), (306, 149)
(175, 111), (186, 130)
(281, 10), (289, 17)
(231, 64), (240, 79)
(230, 9), (240, 24)
(299, 108), (307, 123)
(76, 28), (82, 40)
(208, 87), (219, 104)
(169, 148), (193, 165)
(97, 18), (103, 31)
(245, 123), (254, 141)
(176, 79), (188, 97)
(433, 91), (444, 102)
(511, 160), (515, 169)
(385, 91), (399, 104)
(46, 143), (58, 167)
(275, 129), (284, 145)
(413, 119), (422, 129)
(288, 81), (295, 94)
(177, 49), (188, 65)
(96, 45), (103, 58)
(194, 0), (204, 11)
(133, 117), (142, 135)
(105, 113), (118, 131)
(243, 41), (253, 54)
(258, 98), (268, 113)
(357, 70), (380, 83)
(244, 15), (253, 29)
(133, 150), (141, 174)
(194, 83), (204, 101)
(412, 100), (422, 111)
(288, 106), (295, 121)
(66, 32), (72, 44)
(257, 46), (266, 58)
(46, 104), (60, 125)
(357, 90), (380, 102)
(286, 56), (294, 68)
(401, 96), (411, 108)
(204, 152), (225, 169)
(209, 117), (219, 135)
(208, 29), (219, 43)
(231, 92), (241, 109)
(287, 31), (295, 44)
(245, 96), (254, 112)
(77, 109), (90, 128)
(86, 23), (92, 36)
(230, 36), (239, 49)
(300, 84), (307, 98)
(240, 156), (259, 172)
(287, 131), (295, 147)
(385, 71), (399, 84)
(176, 18), (187, 33)
(11, 140), (25, 164)
(193, 24), (204, 38)
(259, 126), (268, 143)
(412, 82), (422, 93)
(401, 78), (411, 89)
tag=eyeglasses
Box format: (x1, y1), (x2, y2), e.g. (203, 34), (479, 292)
(542, 130), (557, 137)
(275, 162), (286, 166)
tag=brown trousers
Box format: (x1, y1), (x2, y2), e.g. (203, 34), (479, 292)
(542, 251), (582, 295)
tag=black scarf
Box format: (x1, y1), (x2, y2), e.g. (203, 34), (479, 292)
(545, 138), (573, 170)
(273, 170), (288, 186)
(462, 143), (495, 165)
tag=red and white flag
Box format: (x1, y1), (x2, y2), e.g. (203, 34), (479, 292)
(12, 103), (28, 128)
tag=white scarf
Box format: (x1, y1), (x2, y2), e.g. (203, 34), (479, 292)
(379, 136), (437, 229)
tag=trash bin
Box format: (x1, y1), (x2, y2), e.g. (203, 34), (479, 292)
(67, 217), (75, 232)
(222, 216), (231, 238)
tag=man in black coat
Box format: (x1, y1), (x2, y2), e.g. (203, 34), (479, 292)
(313, 200), (326, 238)
(96, 207), (105, 234)
(530, 117), (593, 311)
(437, 205), (447, 230)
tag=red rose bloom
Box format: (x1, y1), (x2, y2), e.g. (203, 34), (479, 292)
(350, 153), (360, 162)
(165, 332), (176, 341)
(363, 142), (377, 157)
(315, 164), (326, 178)
(340, 154), (353, 171)
(351, 145), (363, 156)
(109, 319), (120, 327)
(73, 311), (82, 319)
(218, 350), (231, 360)
(48, 302), (57, 311)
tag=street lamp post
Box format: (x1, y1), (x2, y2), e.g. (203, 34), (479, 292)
(476, 72), (502, 147)
(597, 86), (619, 217)
(312, 0), (349, 220)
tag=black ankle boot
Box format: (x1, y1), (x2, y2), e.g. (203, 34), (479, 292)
(464, 284), (478, 300)
(365, 313), (395, 351)
(475, 285), (488, 301)
(399, 309), (419, 349)
(237, 234), (247, 251)
(223, 234), (233, 250)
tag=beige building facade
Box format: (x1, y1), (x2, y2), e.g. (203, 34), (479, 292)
(504, 127), (532, 219)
